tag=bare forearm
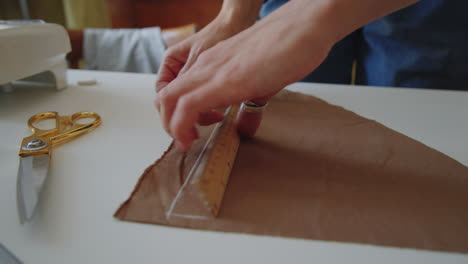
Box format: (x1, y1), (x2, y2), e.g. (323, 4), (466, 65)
(245, 0), (420, 83)
(218, 0), (264, 29)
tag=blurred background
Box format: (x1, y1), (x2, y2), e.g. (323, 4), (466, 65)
(0, 0), (221, 29)
(0, 0), (223, 70)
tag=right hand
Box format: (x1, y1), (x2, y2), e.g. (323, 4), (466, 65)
(154, 0), (420, 151)
(156, 13), (254, 98)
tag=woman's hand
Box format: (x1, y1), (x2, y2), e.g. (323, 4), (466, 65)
(156, 0), (419, 151)
(156, 0), (336, 151)
(155, 1), (264, 136)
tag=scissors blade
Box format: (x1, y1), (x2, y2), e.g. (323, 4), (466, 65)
(0, 243), (22, 264)
(17, 155), (49, 224)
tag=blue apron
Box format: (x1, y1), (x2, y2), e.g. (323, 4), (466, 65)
(260, 0), (468, 90)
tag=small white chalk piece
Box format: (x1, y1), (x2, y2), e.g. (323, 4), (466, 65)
(77, 79), (97, 86)
(1, 83), (14, 93)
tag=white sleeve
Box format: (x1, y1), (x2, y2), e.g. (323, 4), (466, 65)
(83, 27), (166, 73)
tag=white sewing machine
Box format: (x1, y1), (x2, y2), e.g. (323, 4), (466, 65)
(0, 21), (71, 92)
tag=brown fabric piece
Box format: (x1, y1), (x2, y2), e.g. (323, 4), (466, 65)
(115, 91), (468, 253)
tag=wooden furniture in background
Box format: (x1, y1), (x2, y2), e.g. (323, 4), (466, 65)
(105, 0), (222, 29)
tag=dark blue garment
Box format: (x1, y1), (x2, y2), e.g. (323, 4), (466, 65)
(260, 0), (468, 90)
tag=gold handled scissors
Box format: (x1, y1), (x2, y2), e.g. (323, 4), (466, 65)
(17, 111), (101, 224)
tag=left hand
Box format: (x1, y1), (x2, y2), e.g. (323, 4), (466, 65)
(155, 0), (335, 151)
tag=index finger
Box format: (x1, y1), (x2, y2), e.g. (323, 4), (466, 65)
(155, 52), (188, 113)
(169, 87), (244, 151)
(156, 55), (186, 92)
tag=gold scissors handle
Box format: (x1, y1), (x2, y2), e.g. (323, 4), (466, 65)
(19, 112), (101, 157)
(28, 111), (101, 145)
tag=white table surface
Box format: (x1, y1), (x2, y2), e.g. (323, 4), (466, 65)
(1, 70), (467, 263)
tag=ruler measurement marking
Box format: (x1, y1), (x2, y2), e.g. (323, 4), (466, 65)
(195, 105), (240, 216)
